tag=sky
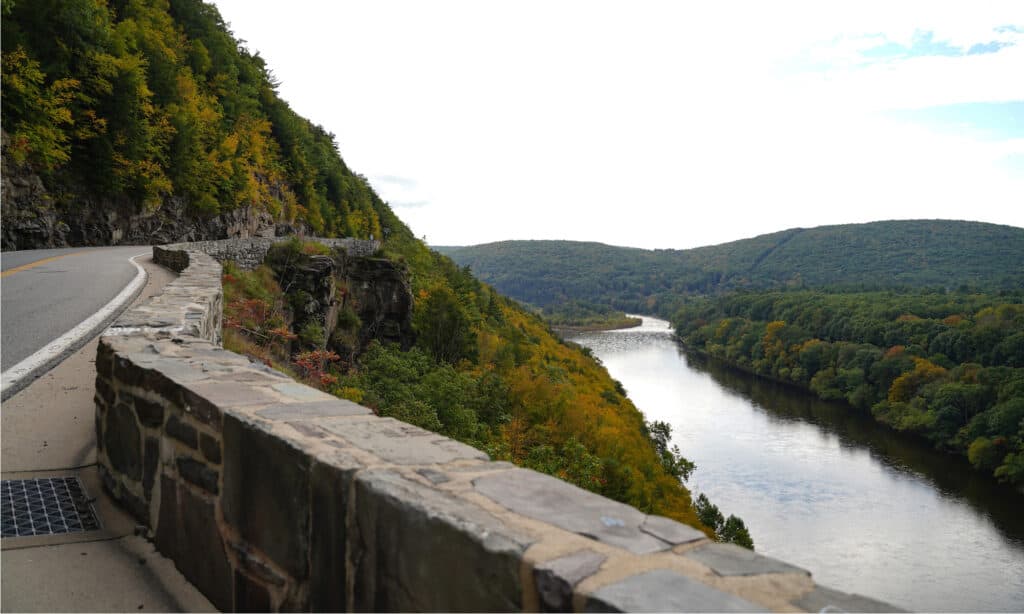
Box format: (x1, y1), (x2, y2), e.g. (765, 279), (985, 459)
(211, 0), (1023, 250)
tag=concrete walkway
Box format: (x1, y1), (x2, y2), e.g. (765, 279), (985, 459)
(1, 255), (215, 612)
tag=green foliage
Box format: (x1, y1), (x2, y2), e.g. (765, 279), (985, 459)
(674, 288), (1024, 484)
(720, 515), (754, 550)
(523, 438), (605, 493)
(968, 437), (1003, 471)
(2, 0), (394, 234)
(1, 46), (78, 169)
(336, 303), (360, 331)
(542, 300), (641, 330)
(695, 494), (754, 549)
(645, 420), (696, 482)
(412, 285), (477, 364)
(298, 321), (325, 348)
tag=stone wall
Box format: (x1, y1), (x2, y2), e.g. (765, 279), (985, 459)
(155, 236), (380, 271)
(94, 244), (900, 612)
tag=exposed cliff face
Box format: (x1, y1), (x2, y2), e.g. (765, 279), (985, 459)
(1, 133), (300, 250)
(265, 244), (414, 362)
(341, 255), (415, 352)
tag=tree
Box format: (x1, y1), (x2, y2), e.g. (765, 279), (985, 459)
(413, 286), (476, 364)
(645, 420), (696, 482)
(720, 515), (754, 550)
(694, 494), (754, 550)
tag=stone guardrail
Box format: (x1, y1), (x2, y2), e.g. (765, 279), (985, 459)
(154, 236), (380, 271)
(94, 240), (900, 612)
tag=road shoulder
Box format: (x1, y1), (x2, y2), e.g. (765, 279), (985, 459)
(1, 254), (215, 612)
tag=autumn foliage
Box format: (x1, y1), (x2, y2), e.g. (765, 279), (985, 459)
(675, 289), (1024, 485)
(222, 240), (715, 538)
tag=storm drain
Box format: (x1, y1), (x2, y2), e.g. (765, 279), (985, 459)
(1, 477), (100, 538)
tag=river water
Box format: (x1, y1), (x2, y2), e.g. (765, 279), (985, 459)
(567, 316), (1024, 612)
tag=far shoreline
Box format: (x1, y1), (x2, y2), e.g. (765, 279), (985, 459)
(550, 315), (643, 333)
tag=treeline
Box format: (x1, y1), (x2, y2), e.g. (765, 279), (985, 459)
(673, 289), (1024, 484)
(2, 0), (385, 237)
(542, 300), (641, 331)
(437, 221), (1024, 322)
(222, 238), (743, 542)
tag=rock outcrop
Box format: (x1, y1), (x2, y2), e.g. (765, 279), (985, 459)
(1, 131), (281, 250)
(263, 241), (414, 360)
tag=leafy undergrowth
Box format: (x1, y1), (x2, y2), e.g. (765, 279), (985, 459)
(222, 237), (754, 546)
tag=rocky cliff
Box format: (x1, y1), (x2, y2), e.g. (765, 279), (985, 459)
(1, 132), (305, 250)
(264, 242), (414, 362)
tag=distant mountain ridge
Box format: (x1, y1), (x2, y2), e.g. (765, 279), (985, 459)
(436, 220), (1024, 315)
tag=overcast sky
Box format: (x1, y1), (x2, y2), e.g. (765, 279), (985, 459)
(212, 0), (1023, 250)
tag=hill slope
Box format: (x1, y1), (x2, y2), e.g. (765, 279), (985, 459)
(436, 220), (1024, 315)
(2, 0), (392, 248)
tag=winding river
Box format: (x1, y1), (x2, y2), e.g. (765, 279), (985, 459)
(567, 316), (1024, 612)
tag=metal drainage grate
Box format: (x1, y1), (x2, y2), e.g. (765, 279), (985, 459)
(1, 477), (101, 538)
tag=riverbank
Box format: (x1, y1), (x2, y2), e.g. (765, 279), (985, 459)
(674, 333), (1020, 489)
(550, 314), (643, 333)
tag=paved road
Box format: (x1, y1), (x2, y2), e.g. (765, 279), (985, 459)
(1, 245), (148, 373)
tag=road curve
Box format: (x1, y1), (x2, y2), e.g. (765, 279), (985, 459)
(1, 246), (149, 399)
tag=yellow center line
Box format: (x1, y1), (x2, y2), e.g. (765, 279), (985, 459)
(1, 252), (81, 278)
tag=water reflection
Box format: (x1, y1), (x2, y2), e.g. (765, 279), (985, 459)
(683, 350), (1024, 545)
(568, 316), (1024, 613)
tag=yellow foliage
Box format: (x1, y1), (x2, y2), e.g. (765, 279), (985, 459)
(888, 357), (948, 403)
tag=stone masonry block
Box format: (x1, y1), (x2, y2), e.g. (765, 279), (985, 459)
(182, 380), (279, 425)
(319, 416), (488, 465)
(309, 456), (362, 612)
(683, 542), (809, 577)
(473, 468), (675, 554)
(584, 569), (763, 612)
(105, 402), (142, 481)
(176, 456), (219, 494)
(153, 474), (233, 609)
(143, 436), (159, 500)
(95, 412), (104, 453)
(793, 585), (905, 613)
(534, 549), (607, 612)
(135, 396), (165, 428)
(156, 474), (179, 561)
(223, 413), (311, 580)
(270, 382), (337, 403)
(166, 414), (198, 448)
(95, 341), (116, 376)
(234, 570), (271, 613)
(200, 432), (221, 464)
(95, 376), (115, 407)
(256, 399), (372, 422)
(351, 469), (532, 612)
(640, 514), (706, 546)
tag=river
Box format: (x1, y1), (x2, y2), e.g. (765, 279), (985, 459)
(566, 315), (1024, 612)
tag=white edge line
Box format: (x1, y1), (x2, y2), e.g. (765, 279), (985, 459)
(1, 252), (150, 401)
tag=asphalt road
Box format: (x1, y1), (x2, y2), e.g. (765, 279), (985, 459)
(1, 246), (148, 372)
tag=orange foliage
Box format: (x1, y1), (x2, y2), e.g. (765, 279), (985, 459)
(884, 345), (906, 358)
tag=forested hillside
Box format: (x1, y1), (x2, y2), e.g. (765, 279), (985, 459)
(673, 290), (1024, 485)
(441, 222), (1024, 486)
(1, 0), (740, 539)
(437, 220), (1024, 319)
(2, 0), (389, 247)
